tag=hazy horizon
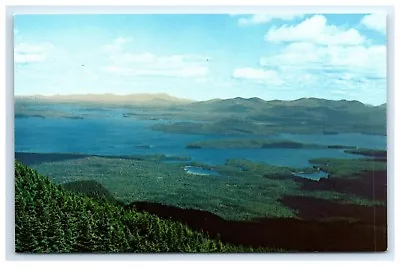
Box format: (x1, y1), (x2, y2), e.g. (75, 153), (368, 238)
(14, 92), (386, 106)
(14, 13), (386, 105)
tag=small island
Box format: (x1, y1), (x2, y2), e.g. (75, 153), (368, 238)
(344, 148), (387, 158)
(186, 139), (325, 149)
(185, 139), (363, 150)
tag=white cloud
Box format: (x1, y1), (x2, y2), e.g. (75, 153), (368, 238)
(238, 14), (304, 26)
(194, 77), (210, 84)
(114, 36), (132, 46)
(101, 39), (210, 78)
(15, 54), (47, 63)
(259, 42), (386, 79)
(249, 39), (386, 103)
(332, 90), (347, 95)
(104, 65), (208, 78)
(99, 36), (132, 54)
(265, 15), (365, 45)
(360, 13), (386, 35)
(232, 67), (282, 85)
(14, 42), (55, 64)
(110, 52), (155, 64)
(111, 53), (209, 67)
(231, 32), (385, 104)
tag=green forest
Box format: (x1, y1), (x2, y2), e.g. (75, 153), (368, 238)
(14, 160), (276, 253)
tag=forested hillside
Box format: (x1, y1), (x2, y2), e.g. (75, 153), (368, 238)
(15, 161), (270, 253)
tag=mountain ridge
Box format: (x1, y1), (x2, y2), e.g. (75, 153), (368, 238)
(15, 94), (385, 107)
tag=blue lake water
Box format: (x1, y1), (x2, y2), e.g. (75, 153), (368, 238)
(293, 171), (329, 181)
(184, 166), (221, 176)
(15, 113), (386, 168)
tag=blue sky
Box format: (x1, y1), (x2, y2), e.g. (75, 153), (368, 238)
(14, 13), (386, 105)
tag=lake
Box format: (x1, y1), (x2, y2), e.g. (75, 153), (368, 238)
(184, 166), (221, 176)
(15, 113), (386, 169)
(292, 171), (329, 181)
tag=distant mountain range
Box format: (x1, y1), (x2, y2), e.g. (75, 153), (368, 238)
(186, 97), (385, 120)
(15, 94), (386, 135)
(155, 96), (386, 136)
(15, 94), (385, 108)
(189, 96), (382, 109)
(15, 93), (193, 105)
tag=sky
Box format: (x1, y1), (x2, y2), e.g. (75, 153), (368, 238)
(14, 13), (387, 105)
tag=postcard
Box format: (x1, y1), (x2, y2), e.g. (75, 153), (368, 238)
(14, 13), (387, 253)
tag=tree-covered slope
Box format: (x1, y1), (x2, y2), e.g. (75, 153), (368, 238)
(15, 161), (269, 253)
